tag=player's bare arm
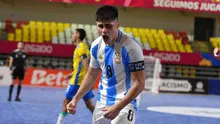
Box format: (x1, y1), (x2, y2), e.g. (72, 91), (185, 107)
(82, 57), (89, 71)
(64, 72), (73, 80)
(9, 57), (14, 74)
(24, 58), (28, 74)
(64, 56), (88, 81)
(67, 67), (100, 114)
(103, 69), (145, 120)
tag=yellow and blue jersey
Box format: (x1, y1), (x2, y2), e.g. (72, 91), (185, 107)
(70, 42), (90, 86)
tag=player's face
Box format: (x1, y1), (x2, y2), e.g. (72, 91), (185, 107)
(96, 20), (119, 45)
(17, 42), (24, 49)
(72, 31), (79, 43)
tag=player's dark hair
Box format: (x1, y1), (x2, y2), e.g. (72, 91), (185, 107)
(76, 28), (86, 41)
(95, 5), (118, 22)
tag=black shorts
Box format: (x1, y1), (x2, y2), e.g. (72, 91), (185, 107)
(12, 67), (25, 80)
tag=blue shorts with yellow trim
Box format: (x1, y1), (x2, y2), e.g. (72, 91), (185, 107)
(65, 84), (94, 101)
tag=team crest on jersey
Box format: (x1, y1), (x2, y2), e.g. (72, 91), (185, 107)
(114, 53), (122, 64)
(99, 55), (103, 60)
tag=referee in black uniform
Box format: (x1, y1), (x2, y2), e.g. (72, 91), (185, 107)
(8, 42), (28, 102)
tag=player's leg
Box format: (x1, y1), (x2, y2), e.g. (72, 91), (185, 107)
(15, 69), (25, 101)
(8, 79), (16, 101)
(8, 69), (17, 101)
(15, 80), (22, 101)
(56, 85), (79, 124)
(111, 104), (136, 124)
(83, 90), (95, 113)
(56, 98), (71, 124)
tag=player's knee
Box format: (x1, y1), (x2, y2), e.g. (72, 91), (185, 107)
(12, 81), (16, 85)
(18, 80), (22, 85)
(85, 100), (94, 110)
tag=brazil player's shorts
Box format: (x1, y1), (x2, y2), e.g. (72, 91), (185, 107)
(65, 84), (94, 101)
(12, 67), (25, 80)
(92, 101), (136, 124)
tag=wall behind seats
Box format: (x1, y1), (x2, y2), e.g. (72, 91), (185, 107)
(0, 0), (220, 37)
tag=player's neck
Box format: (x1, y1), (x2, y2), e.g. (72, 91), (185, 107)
(75, 40), (81, 46)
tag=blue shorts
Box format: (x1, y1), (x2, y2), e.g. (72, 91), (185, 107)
(65, 84), (94, 101)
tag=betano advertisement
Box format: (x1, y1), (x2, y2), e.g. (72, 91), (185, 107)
(21, 68), (100, 89)
(49, 0), (220, 14)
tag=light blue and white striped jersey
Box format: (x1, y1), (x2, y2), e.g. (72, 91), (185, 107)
(89, 30), (144, 109)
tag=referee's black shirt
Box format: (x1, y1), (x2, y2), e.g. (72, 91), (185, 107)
(10, 49), (27, 69)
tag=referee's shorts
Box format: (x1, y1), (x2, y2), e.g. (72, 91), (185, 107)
(12, 67), (25, 80)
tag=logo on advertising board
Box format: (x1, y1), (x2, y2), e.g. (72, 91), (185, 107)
(194, 81), (205, 92)
(22, 68), (101, 89)
(153, 0), (220, 12)
(31, 70), (68, 86)
(159, 79), (192, 92)
(149, 52), (181, 63)
(24, 44), (53, 54)
(160, 78), (209, 94)
(23, 68), (71, 88)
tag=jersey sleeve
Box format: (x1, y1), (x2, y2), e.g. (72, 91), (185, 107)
(128, 41), (145, 72)
(9, 51), (15, 59)
(78, 44), (89, 60)
(89, 43), (99, 68)
(24, 52), (28, 60)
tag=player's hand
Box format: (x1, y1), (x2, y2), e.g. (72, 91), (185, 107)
(214, 48), (220, 56)
(10, 67), (14, 75)
(102, 105), (120, 120)
(67, 99), (77, 114)
(10, 70), (13, 75)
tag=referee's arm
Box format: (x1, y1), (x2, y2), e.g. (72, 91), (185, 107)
(24, 58), (28, 73)
(9, 56), (13, 70)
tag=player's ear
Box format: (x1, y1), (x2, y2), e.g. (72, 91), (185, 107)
(117, 22), (120, 29)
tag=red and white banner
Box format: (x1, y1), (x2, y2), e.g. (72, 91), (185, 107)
(22, 68), (71, 88)
(0, 41), (209, 66)
(48, 0), (220, 14)
(143, 50), (203, 66)
(22, 68), (100, 89)
(151, 0), (220, 14)
(0, 41), (75, 57)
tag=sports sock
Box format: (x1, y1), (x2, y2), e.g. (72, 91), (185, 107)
(56, 112), (68, 124)
(9, 84), (14, 98)
(16, 85), (22, 98)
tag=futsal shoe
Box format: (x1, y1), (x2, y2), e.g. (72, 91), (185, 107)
(8, 96), (11, 102)
(15, 97), (21, 102)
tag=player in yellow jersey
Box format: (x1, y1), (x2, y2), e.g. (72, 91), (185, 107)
(56, 28), (95, 124)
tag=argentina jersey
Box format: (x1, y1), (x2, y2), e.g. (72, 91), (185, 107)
(90, 30), (144, 110)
